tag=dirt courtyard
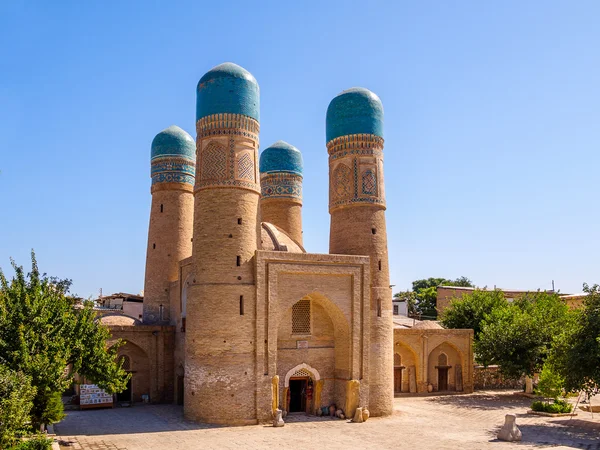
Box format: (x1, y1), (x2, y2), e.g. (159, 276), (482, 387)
(55, 391), (600, 450)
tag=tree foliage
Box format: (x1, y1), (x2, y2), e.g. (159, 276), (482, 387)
(0, 366), (36, 448)
(0, 252), (129, 429)
(549, 284), (600, 395)
(395, 276), (474, 319)
(475, 291), (571, 379)
(439, 289), (507, 339)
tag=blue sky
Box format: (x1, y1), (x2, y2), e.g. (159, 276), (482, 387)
(1, 1), (598, 298)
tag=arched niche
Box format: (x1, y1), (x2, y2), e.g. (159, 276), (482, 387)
(427, 341), (463, 392)
(276, 292), (350, 413)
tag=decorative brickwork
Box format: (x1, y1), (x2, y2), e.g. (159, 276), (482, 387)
(195, 113), (260, 193)
(201, 142), (227, 180)
(236, 152), (254, 181)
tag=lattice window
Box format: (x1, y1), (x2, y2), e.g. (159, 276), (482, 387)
(394, 353), (402, 367)
(202, 142), (227, 180)
(438, 353), (448, 366)
(237, 152), (254, 181)
(362, 169), (377, 195)
(332, 163), (351, 199)
(291, 368), (312, 378)
(120, 355), (131, 371)
(292, 299), (311, 334)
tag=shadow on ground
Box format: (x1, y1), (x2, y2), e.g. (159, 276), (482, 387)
(54, 405), (222, 436)
(425, 392), (531, 411)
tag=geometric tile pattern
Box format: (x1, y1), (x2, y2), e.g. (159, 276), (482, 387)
(201, 142), (227, 180)
(151, 155), (195, 187)
(260, 173), (302, 202)
(237, 153), (254, 181)
(361, 169), (377, 196)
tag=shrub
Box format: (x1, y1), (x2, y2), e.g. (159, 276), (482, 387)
(531, 399), (573, 414)
(9, 434), (53, 450)
(0, 366), (36, 448)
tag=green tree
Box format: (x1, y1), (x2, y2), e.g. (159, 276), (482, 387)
(0, 366), (36, 448)
(549, 283), (600, 395)
(475, 291), (571, 379)
(398, 276), (474, 319)
(439, 289), (508, 340)
(0, 252), (130, 429)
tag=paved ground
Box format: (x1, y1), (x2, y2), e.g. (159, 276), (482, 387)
(55, 391), (600, 449)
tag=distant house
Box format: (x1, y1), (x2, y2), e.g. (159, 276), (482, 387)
(95, 293), (144, 321)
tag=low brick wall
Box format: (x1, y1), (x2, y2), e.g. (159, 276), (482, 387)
(474, 365), (524, 390)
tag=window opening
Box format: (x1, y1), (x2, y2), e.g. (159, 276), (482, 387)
(236, 255), (241, 266)
(377, 298), (382, 317)
(292, 299), (311, 334)
(240, 295), (244, 315)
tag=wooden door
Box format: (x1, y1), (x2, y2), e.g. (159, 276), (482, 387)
(394, 368), (402, 393)
(438, 368), (448, 391)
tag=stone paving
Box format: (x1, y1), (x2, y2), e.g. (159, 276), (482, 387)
(55, 391), (600, 450)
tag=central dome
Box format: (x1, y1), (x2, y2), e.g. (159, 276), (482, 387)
(259, 141), (303, 175)
(326, 87), (383, 143)
(151, 126), (195, 160)
(196, 62), (259, 122)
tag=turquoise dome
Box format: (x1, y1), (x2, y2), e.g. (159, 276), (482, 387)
(326, 87), (384, 143)
(151, 126), (195, 160)
(196, 62), (259, 122)
(259, 141), (303, 175)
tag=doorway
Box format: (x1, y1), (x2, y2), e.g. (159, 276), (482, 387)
(117, 378), (132, 403)
(394, 368), (403, 393)
(438, 368), (449, 391)
(289, 378), (307, 413)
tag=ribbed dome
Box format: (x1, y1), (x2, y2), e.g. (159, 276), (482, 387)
(151, 126), (195, 160)
(326, 87), (384, 143)
(196, 62), (259, 122)
(259, 141), (303, 175)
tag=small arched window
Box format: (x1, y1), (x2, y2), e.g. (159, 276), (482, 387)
(438, 353), (448, 366)
(292, 299), (311, 335)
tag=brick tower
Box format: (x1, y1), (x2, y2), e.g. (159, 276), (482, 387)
(185, 63), (261, 424)
(326, 88), (393, 416)
(259, 141), (304, 245)
(143, 126), (196, 324)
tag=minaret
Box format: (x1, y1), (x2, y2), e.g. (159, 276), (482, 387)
(185, 63), (261, 425)
(259, 140), (304, 245)
(326, 88), (393, 416)
(143, 126), (196, 324)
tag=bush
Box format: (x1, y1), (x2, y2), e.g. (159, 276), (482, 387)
(0, 366), (36, 448)
(9, 434), (53, 450)
(531, 399), (573, 414)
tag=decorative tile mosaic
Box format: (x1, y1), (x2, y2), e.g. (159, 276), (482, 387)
(361, 169), (377, 196)
(260, 173), (302, 201)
